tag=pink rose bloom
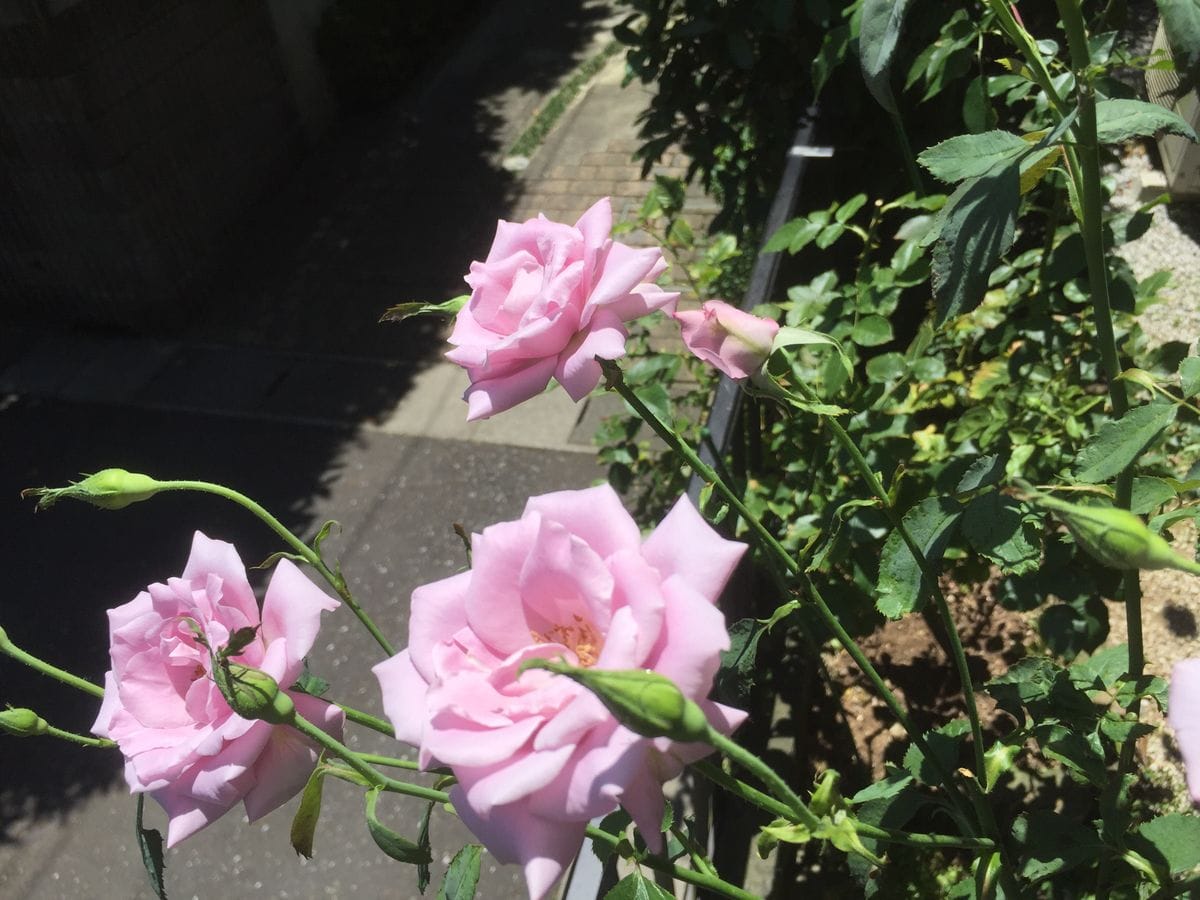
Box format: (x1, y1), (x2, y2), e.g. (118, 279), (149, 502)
(674, 299), (780, 380)
(446, 197), (679, 420)
(1171, 659), (1200, 802)
(373, 485), (746, 900)
(92, 531), (345, 846)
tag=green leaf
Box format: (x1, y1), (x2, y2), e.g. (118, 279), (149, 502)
(136, 795), (169, 900)
(1132, 814), (1200, 875)
(1159, 0), (1200, 94)
(1074, 402), (1178, 484)
(859, 0), (911, 114)
(902, 728), (962, 784)
(918, 130), (1029, 183)
(290, 765), (327, 859)
(591, 809), (632, 863)
(312, 519), (340, 554)
(292, 658), (331, 698)
(956, 454), (1007, 493)
(1181, 356), (1200, 397)
(1095, 98), (1198, 144)
(626, 383), (672, 427)
(715, 617), (764, 706)
(1011, 811), (1102, 883)
(1131, 476), (1178, 515)
(984, 741), (1020, 793)
(850, 315), (894, 347)
(380, 295), (469, 324)
(962, 493), (1040, 575)
(877, 497), (962, 618)
(417, 801), (435, 893)
(836, 194), (869, 223)
(603, 872), (675, 900)
(931, 166), (1020, 322)
(849, 770), (915, 804)
(365, 788), (433, 865)
(438, 844), (483, 900)
(866, 352), (907, 383)
(772, 326), (854, 381)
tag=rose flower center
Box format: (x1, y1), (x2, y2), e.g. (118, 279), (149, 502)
(531, 614), (603, 667)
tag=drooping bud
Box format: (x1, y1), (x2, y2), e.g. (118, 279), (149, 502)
(0, 707), (48, 737)
(521, 659), (711, 743)
(1029, 491), (1200, 575)
(22, 469), (163, 511)
(221, 665), (296, 726)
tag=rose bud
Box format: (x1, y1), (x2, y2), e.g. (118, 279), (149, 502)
(0, 708), (48, 737)
(674, 299), (780, 381)
(523, 659), (712, 743)
(22, 468), (162, 511)
(221, 666), (297, 726)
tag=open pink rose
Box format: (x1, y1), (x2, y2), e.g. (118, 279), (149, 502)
(1171, 659), (1200, 802)
(373, 486), (746, 899)
(92, 531), (344, 846)
(446, 197), (679, 420)
(674, 299), (780, 380)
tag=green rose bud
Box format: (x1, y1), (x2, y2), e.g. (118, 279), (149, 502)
(1029, 490), (1200, 575)
(520, 659), (711, 743)
(0, 708), (48, 737)
(809, 769), (843, 818)
(222, 665), (296, 726)
(22, 468), (163, 511)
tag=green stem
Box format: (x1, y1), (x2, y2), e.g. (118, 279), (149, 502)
(289, 713), (447, 804)
(158, 480), (395, 657)
(0, 629), (105, 699)
(670, 822), (717, 877)
(691, 760), (994, 851)
(705, 727), (821, 831)
(42, 724), (116, 749)
(355, 753), (422, 771)
(890, 110), (926, 197)
(583, 824), (757, 900)
(336, 702), (396, 737)
(601, 360), (974, 824)
(1054, 0), (1142, 708)
(785, 383), (988, 786)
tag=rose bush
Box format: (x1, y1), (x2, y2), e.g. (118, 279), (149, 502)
(446, 197), (678, 420)
(92, 531), (345, 846)
(674, 299), (779, 380)
(373, 484), (746, 898)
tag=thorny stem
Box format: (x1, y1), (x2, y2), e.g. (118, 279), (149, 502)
(785, 381), (989, 788)
(156, 480), (396, 657)
(0, 628), (105, 699)
(600, 359), (979, 830)
(583, 824), (757, 900)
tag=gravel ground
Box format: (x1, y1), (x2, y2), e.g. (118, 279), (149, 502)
(1107, 142), (1200, 799)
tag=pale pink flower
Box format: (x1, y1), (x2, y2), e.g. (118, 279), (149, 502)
(373, 486), (746, 900)
(92, 532), (344, 846)
(674, 299), (780, 380)
(1171, 659), (1200, 802)
(446, 198), (678, 420)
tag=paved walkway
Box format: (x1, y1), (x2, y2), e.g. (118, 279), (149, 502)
(0, 2), (716, 898)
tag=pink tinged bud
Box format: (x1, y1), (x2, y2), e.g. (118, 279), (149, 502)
(674, 300), (780, 380)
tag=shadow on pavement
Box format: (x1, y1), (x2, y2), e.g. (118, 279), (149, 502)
(0, 0), (614, 861)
